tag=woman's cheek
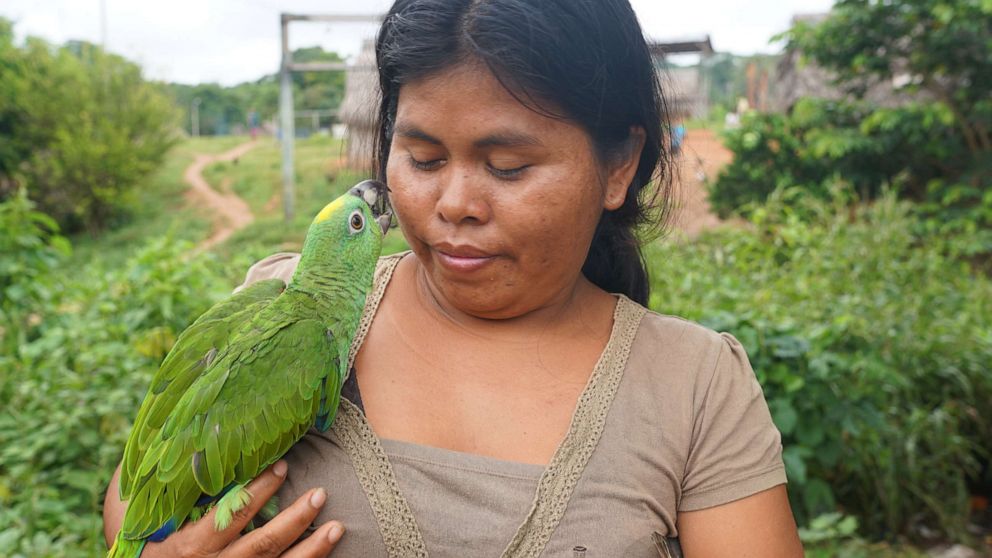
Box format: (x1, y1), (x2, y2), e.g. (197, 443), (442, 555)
(387, 176), (433, 237)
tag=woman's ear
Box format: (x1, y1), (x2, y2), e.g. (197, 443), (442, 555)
(603, 126), (647, 210)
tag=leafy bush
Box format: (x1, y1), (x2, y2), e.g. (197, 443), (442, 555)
(0, 18), (178, 233)
(0, 235), (229, 557)
(787, 0), (991, 160)
(0, 190), (70, 356)
(647, 191), (992, 541)
(711, 0), (992, 241)
(709, 99), (969, 217)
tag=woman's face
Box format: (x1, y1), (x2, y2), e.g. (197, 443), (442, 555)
(386, 63), (634, 319)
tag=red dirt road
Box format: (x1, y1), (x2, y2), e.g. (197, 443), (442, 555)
(183, 141), (258, 253)
(670, 128), (733, 237)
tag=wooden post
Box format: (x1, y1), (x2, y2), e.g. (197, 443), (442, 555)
(279, 14), (295, 221)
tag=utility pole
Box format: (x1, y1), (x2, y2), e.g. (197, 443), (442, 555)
(279, 15), (296, 222)
(191, 98), (201, 138)
(99, 0), (107, 49)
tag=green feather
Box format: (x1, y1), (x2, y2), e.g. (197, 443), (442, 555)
(214, 484), (252, 531)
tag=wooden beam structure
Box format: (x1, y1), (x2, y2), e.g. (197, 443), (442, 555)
(279, 12), (382, 221)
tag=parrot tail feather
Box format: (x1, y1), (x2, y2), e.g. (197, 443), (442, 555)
(107, 532), (146, 558)
(214, 483), (252, 531)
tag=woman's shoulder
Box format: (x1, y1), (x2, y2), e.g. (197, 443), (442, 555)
(235, 251), (408, 292)
(630, 304), (740, 364)
(622, 301), (755, 399)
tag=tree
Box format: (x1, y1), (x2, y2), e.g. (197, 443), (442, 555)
(788, 0), (991, 162)
(0, 19), (179, 233)
(713, 0), (991, 235)
(167, 47), (346, 136)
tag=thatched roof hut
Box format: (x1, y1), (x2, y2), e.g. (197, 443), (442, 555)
(339, 39), (379, 172)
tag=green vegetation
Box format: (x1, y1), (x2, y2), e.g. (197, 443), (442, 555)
(789, 0), (990, 159)
(698, 5), (991, 547)
(168, 46), (347, 136)
(0, 135), (407, 557)
(650, 190), (991, 543)
(709, 0), (992, 256)
(3, 133), (985, 555)
(0, 19), (179, 234)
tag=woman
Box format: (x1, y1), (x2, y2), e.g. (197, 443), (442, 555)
(104, 0), (804, 555)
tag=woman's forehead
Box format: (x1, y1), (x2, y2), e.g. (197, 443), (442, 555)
(393, 64), (582, 146)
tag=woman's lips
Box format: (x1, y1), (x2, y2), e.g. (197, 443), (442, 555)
(433, 245), (497, 273)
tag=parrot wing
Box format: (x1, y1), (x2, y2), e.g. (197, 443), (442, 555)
(119, 278), (286, 500)
(120, 317), (339, 541)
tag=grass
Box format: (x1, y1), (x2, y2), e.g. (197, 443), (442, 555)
(65, 140), (213, 270)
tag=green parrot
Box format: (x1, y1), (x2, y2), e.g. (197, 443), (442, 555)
(108, 180), (391, 558)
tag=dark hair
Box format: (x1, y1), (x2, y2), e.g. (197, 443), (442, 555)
(373, 0), (673, 305)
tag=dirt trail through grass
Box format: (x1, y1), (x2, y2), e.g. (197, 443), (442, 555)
(183, 140), (258, 253)
(672, 128), (733, 237)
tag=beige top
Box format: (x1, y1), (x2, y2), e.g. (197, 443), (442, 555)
(238, 252), (787, 557)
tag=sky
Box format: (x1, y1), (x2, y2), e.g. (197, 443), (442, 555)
(2, 0), (835, 86)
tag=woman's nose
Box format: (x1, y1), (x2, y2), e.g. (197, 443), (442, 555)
(436, 167), (491, 225)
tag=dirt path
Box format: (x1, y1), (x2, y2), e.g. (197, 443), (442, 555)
(183, 141), (258, 253)
(671, 128), (733, 238)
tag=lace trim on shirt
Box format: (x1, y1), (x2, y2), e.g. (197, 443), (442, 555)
(332, 251), (647, 557)
(499, 295), (646, 557)
(329, 399), (430, 557)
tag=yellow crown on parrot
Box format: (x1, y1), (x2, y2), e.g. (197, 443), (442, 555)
(313, 197), (346, 224)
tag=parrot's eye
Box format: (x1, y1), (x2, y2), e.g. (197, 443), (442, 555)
(349, 211), (365, 234)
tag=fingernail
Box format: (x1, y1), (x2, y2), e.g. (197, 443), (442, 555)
(328, 522), (344, 542)
(309, 488), (326, 508)
(273, 460), (288, 478)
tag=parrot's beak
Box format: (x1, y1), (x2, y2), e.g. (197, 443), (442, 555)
(348, 180), (392, 235)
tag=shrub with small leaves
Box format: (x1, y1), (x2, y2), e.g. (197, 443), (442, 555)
(648, 191), (992, 541)
(0, 236), (229, 557)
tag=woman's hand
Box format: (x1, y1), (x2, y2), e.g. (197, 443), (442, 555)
(105, 461), (344, 558)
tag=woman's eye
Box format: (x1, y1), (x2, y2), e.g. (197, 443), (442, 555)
(408, 155), (444, 171)
(488, 164), (530, 180)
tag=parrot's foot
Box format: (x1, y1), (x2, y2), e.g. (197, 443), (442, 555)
(213, 483), (252, 531)
(244, 495), (281, 533)
(259, 495), (280, 521)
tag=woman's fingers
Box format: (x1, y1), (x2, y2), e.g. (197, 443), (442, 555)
(281, 521), (345, 558)
(191, 460), (291, 554)
(222, 487), (335, 558)
(122, 462), (342, 558)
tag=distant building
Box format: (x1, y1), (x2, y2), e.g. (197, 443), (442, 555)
(648, 37), (715, 120)
(339, 40), (379, 171)
(769, 13), (921, 112)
